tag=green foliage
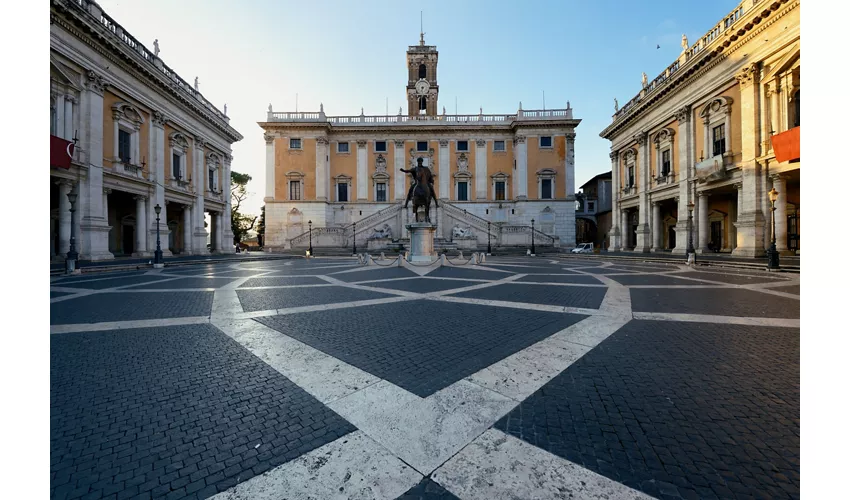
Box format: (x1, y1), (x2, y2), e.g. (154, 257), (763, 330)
(231, 171), (256, 244)
(256, 205), (266, 248)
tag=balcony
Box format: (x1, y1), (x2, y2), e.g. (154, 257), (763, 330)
(621, 186), (637, 197)
(654, 172), (676, 186)
(695, 152), (735, 182)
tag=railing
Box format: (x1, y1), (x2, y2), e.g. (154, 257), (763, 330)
(345, 203), (402, 232)
(70, 0), (228, 123)
(500, 225), (556, 244)
(621, 186), (637, 196)
(289, 226), (345, 247)
(653, 172), (676, 186)
(266, 109), (572, 124)
(441, 202), (493, 231)
(612, 0), (750, 121)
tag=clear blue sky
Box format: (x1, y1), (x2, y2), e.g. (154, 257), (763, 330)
(96, 0), (739, 216)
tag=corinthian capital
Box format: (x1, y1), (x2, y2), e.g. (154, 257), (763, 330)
(609, 151), (620, 161)
(356, 140), (368, 148)
(735, 63), (759, 88)
(85, 70), (109, 94)
(674, 105), (691, 123)
(633, 132), (648, 146)
(316, 137), (329, 145)
(263, 132), (274, 144)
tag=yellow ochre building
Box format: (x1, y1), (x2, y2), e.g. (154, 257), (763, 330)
(260, 34), (581, 253)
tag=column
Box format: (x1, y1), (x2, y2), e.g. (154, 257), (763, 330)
(356, 140), (367, 200)
(634, 133), (651, 252)
(621, 210), (630, 250)
(769, 81), (781, 135)
(193, 136), (208, 254)
(672, 105), (692, 254)
(609, 151), (621, 250)
(79, 71), (113, 260)
(264, 133), (275, 201)
(515, 136), (528, 200)
(216, 212), (225, 252)
(438, 140), (449, 199)
(55, 94), (66, 139)
(651, 202), (662, 252)
(63, 96), (74, 141)
(183, 205), (193, 254)
(475, 139), (487, 200)
(771, 174), (789, 253)
(222, 155), (235, 252)
(394, 140), (406, 200)
(732, 182), (743, 250)
(565, 132), (575, 198)
(151, 111), (171, 256)
(57, 180), (72, 254)
(316, 137), (328, 201)
(697, 192), (709, 253)
(134, 195), (148, 255)
(732, 63), (766, 256)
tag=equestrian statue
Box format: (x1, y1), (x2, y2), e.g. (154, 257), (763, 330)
(400, 157), (438, 223)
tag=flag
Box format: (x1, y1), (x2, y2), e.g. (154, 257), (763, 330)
(51, 135), (75, 169)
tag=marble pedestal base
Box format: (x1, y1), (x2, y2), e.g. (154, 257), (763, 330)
(406, 223), (437, 264)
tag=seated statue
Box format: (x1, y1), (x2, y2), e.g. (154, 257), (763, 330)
(452, 225), (473, 238)
(369, 224), (393, 240)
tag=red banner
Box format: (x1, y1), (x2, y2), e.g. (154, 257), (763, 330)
(771, 126), (800, 163)
(50, 135), (75, 169)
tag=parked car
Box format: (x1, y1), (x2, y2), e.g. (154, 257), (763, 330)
(571, 242), (594, 254)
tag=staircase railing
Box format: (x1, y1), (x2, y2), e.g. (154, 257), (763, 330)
(289, 226), (345, 247)
(344, 203), (402, 232)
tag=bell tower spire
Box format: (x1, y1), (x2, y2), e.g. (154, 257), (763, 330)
(407, 18), (438, 117)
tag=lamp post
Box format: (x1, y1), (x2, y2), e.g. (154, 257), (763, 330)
(530, 218), (536, 256)
(687, 201), (695, 263)
(352, 221), (357, 256)
(767, 187), (780, 270)
(307, 219), (313, 257)
(65, 187), (78, 274)
(153, 204), (164, 266)
(487, 220), (492, 255)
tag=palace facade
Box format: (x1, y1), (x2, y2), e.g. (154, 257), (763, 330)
(260, 35), (580, 252)
(50, 0), (242, 261)
(601, 0), (800, 256)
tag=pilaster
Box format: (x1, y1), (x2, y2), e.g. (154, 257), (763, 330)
(315, 137), (329, 201)
(264, 133), (275, 202)
(565, 132), (575, 198)
(475, 139), (487, 200)
(438, 139), (449, 200)
(634, 132), (651, 252)
(515, 136), (528, 200)
(193, 135), (209, 254)
(79, 70), (113, 261)
(394, 140), (406, 200)
(732, 62), (766, 257)
(356, 140), (368, 200)
(609, 151), (621, 250)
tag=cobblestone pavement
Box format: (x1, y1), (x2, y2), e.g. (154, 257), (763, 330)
(51, 256), (800, 499)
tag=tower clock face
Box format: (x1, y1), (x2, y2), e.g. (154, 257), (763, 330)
(415, 79), (430, 96)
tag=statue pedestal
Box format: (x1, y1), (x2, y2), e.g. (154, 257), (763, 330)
(405, 222), (437, 263)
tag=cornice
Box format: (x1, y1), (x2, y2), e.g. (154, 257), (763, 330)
(50, 2), (242, 143)
(600, 0), (796, 140)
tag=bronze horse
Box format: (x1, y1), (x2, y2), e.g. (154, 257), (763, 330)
(400, 158), (438, 223)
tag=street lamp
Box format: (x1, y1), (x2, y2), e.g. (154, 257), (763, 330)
(66, 187), (78, 274)
(767, 187), (780, 270)
(487, 220), (492, 255)
(352, 221), (358, 256)
(307, 220), (313, 257)
(687, 201), (695, 263)
(530, 218), (536, 256)
(153, 204), (164, 266)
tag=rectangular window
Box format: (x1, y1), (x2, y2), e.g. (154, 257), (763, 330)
(495, 181), (506, 201)
(542, 179), (552, 199)
(51, 106), (57, 136)
(376, 183), (387, 202)
(493, 140), (506, 152)
(457, 140), (469, 151)
(337, 183), (348, 202)
(588, 201), (596, 212)
(539, 136), (552, 148)
(290, 138), (302, 149)
(337, 142), (349, 153)
(417, 141), (428, 152)
(289, 181), (301, 200)
(712, 125), (725, 157)
(172, 153), (181, 179)
(457, 182), (468, 201)
(375, 141), (387, 152)
(118, 129), (131, 163)
(209, 169), (215, 191)
(661, 150), (671, 176)
(628, 166), (635, 187)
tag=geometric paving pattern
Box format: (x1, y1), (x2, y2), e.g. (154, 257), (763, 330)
(50, 256), (800, 499)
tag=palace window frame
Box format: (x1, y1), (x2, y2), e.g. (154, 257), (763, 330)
(289, 138), (302, 150)
(491, 172), (510, 201)
(456, 140), (469, 152)
(169, 132), (189, 181)
(653, 127), (675, 181)
(337, 141), (350, 154)
(334, 174), (352, 203)
(698, 96), (733, 159)
(493, 140), (506, 152)
(206, 153), (222, 194)
(539, 136), (553, 149)
(417, 141), (429, 152)
(374, 140), (387, 152)
(111, 102), (144, 166)
(376, 182), (387, 202)
(285, 171), (306, 201)
(537, 168), (557, 200)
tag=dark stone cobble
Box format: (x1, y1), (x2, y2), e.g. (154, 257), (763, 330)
(330, 267), (417, 282)
(448, 283), (607, 309)
(51, 291), (75, 298)
(630, 288), (800, 318)
(129, 277), (240, 290)
(238, 276), (328, 288)
(675, 271), (790, 285)
(425, 267), (512, 280)
(256, 300), (585, 397)
(361, 278), (481, 293)
(54, 275), (177, 290)
(495, 320), (799, 499)
(771, 284), (800, 295)
(51, 292), (214, 325)
(396, 477), (461, 499)
(516, 274), (602, 285)
(236, 286), (395, 312)
(50, 324), (355, 500)
(608, 274), (697, 286)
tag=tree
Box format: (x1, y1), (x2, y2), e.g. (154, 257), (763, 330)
(231, 171), (257, 244)
(256, 205), (266, 248)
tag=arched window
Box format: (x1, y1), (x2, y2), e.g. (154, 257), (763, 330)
(418, 64), (426, 79)
(793, 90), (800, 127)
(419, 96), (427, 112)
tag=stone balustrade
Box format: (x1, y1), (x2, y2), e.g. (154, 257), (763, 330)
(265, 109), (574, 125)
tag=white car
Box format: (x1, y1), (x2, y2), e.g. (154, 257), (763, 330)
(571, 243), (594, 254)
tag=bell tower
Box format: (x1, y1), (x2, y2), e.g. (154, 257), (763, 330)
(407, 30), (439, 117)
